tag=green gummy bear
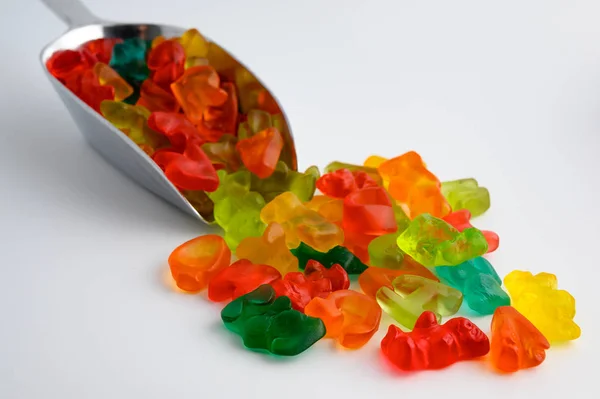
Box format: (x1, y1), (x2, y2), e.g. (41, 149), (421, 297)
(435, 257), (510, 315)
(221, 285), (326, 356)
(397, 213), (488, 267)
(290, 242), (368, 275)
(207, 169), (266, 249)
(368, 232), (405, 268)
(441, 178), (490, 217)
(109, 38), (151, 87)
(250, 161), (318, 203)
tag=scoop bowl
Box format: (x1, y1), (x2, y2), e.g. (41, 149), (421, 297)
(39, 0), (297, 223)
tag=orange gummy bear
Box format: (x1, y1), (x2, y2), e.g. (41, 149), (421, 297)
(304, 290), (381, 349)
(171, 65), (228, 125)
(377, 151), (451, 218)
(93, 62), (133, 101)
(490, 306), (550, 373)
(236, 127), (284, 178)
(197, 82), (239, 142)
(168, 234), (231, 292)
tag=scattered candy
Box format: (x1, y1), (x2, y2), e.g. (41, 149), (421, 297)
(376, 275), (463, 329)
(435, 257), (510, 315)
(490, 306), (550, 372)
(504, 270), (580, 343)
(221, 284), (326, 356)
(304, 290), (381, 349)
(381, 311), (490, 371)
(48, 29), (580, 370)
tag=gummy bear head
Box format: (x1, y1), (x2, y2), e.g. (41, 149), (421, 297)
(446, 317), (490, 357)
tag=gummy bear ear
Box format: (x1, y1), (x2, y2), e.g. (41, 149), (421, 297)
(413, 311), (439, 329)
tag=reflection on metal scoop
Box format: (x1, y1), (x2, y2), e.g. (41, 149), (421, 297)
(39, 0), (297, 223)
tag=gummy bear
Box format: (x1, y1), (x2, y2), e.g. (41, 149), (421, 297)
(93, 62), (133, 101)
(290, 242), (368, 275)
(237, 109), (273, 140)
(181, 189), (214, 221)
(153, 140), (219, 191)
(80, 38), (122, 64)
(206, 169), (267, 249)
(170, 65), (228, 125)
(201, 134), (241, 172)
(179, 29), (209, 69)
(397, 213), (488, 267)
(136, 79), (180, 113)
(504, 270), (580, 343)
(270, 261), (348, 312)
(304, 290), (381, 349)
(46, 49), (92, 82)
(250, 162), (319, 203)
(197, 82), (239, 141)
(316, 168), (378, 199)
(236, 222), (299, 275)
(236, 127), (284, 178)
(342, 187), (397, 235)
(147, 111), (200, 152)
(376, 274), (463, 329)
(377, 151), (451, 218)
(324, 161), (383, 186)
(100, 101), (168, 151)
(435, 257), (510, 315)
(66, 69), (115, 112)
(221, 285), (326, 356)
(260, 191), (344, 253)
(109, 37), (150, 86)
(490, 306), (550, 372)
(443, 209), (499, 253)
(208, 259), (281, 302)
(147, 39), (185, 90)
(441, 178), (490, 217)
(358, 263), (439, 298)
(305, 195), (344, 224)
(367, 232), (404, 269)
(168, 234), (231, 292)
(381, 311), (490, 371)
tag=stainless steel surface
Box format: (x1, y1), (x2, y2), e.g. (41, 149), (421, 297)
(39, 0), (296, 223)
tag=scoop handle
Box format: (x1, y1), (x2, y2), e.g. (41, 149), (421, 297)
(40, 0), (103, 27)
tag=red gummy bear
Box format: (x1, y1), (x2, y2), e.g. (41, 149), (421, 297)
(316, 169), (379, 199)
(64, 68), (115, 112)
(153, 139), (218, 192)
(442, 209), (499, 253)
(271, 260), (349, 312)
(148, 112), (200, 151)
(381, 311), (490, 371)
(137, 80), (180, 113)
(304, 260), (349, 292)
(342, 186), (396, 235)
(46, 49), (93, 82)
(147, 40), (185, 90)
(79, 38), (122, 64)
(208, 259), (282, 302)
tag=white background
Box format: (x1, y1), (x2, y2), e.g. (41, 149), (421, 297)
(1, 0), (599, 398)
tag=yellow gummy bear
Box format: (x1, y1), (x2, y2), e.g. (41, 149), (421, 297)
(504, 270), (580, 343)
(236, 223), (299, 275)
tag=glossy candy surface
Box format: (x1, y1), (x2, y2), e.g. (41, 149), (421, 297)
(358, 264), (439, 298)
(435, 257), (510, 315)
(221, 285), (326, 356)
(441, 178), (490, 217)
(381, 311), (490, 371)
(397, 213), (488, 267)
(290, 242), (368, 275)
(236, 223), (299, 275)
(490, 306), (550, 372)
(208, 259), (281, 302)
(376, 275), (463, 329)
(304, 290), (381, 349)
(168, 235), (231, 292)
(443, 209), (499, 253)
(504, 271), (580, 343)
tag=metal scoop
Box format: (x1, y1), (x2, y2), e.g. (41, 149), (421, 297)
(39, 0), (297, 223)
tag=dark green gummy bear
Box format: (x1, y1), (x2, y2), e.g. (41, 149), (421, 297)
(109, 38), (151, 88)
(290, 243), (368, 275)
(221, 285), (326, 356)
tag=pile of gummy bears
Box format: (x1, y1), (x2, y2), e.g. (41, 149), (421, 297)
(46, 28), (581, 373)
